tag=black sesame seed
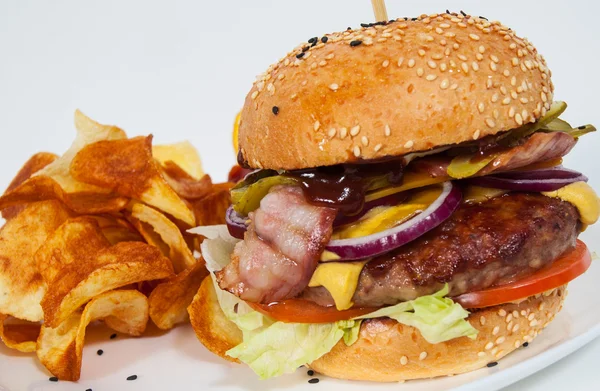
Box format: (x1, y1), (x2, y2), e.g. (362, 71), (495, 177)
(486, 361), (498, 368)
(350, 40), (363, 47)
(97, 349), (104, 356)
(321, 36), (328, 43)
(308, 378), (320, 384)
(272, 106), (279, 115)
(523, 342), (529, 347)
(404, 17), (408, 21)
(311, 41), (317, 47)
(127, 375), (138, 381)
(479, 16), (488, 20)
(110, 333), (117, 339)
(578, 125), (587, 129)
(411, 17), (417, 21)
(460, 10), (467, 16)
(86, 389), (93, 391)
(302, 46), (309, 52)
(307, 369), (315, 376)
(361, 23), (370, 28)
(308, 37), (317, 44)
(446, 9), (451, 14)
(296, 52), (305, 59)
(347, 27), (352, 30)
(49, 377), (58, 382)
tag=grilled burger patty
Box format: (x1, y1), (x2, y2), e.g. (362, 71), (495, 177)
(303, 193), (580, 308)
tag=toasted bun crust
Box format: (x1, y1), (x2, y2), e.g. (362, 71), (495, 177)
(239, 13), (554, 170)
(190, 277), (567, 382)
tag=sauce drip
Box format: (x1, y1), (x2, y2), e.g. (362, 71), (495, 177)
(286, 161), (403, 215)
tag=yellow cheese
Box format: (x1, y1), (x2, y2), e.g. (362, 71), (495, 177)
(308, 261), (368, 310)
(365, 171), (447, 202)
(542, 181), (600, 225)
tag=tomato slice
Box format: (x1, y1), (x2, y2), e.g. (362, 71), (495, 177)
(454, 240), (591, 309)
(249, 240), (591, 322)
(248, 299), (379, 324)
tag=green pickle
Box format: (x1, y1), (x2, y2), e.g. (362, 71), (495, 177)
(231, 174), (297, 216)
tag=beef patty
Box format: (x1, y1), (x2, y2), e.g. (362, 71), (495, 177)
(302, 193), (580, 307)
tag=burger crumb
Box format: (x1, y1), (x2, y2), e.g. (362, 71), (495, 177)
(308, 378), (320, 384)
(97, 349), (104, 356)
(487, 362), (498, 368)
(307, 369), (315, 376)
(522, 342), (529, 347)
(127, 375), (138, 381)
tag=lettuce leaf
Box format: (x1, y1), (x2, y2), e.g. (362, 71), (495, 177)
(355, 285), (478, 344)
(197, 227), (477, 379)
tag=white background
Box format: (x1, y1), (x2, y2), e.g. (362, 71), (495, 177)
(0, 0), (598, 390)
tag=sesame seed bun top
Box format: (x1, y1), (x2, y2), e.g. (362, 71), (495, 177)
(238, 12), (554, 170)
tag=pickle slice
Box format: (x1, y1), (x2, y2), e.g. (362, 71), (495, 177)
(231, 174), (298, 216)
(447, 153), (498, 179)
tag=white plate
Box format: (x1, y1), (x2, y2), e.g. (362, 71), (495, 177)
(0, 226), (598, 391)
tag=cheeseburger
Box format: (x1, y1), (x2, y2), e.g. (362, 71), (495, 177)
(190, 11), (599, 382)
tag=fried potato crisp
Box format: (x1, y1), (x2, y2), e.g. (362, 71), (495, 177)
(188, 277), (242, 363)
(130, 203), (196, 273)
(37, 290), (149, 381)
(35, 217), (110, 285)
(90, 214), (143, 245)
(70, 135), (195, 226)
(0, 200), (72, 322)
(149, 262), (209, 330)
(41, 241), (174, 328)
(161, 161), (213, 200)
(1, 152), (58, 220)
(153, 141), (204, 180)
(190, 182), (233, 226)
(0, 314), (40, 353)
(0, 111), (129, 214)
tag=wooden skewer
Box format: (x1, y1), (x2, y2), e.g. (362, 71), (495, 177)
(371, 0), (388, 22)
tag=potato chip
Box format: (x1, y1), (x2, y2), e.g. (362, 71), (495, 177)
(0, 200), (73, 322)
(188, 276), (242, 363)
(190, 182), (233, 226)
(35, 217), (110, 285)
(41, 241), (173, 328)
(0, 111), (129, 214)
(37, 290), (148, 381)
(0, 314), (40, 353)
(129, 203), (196, 273)
(161, 161), (213, 200)
(70, 135), (195, 226)
(153, 141), (204, 180)
(89, 214), (143, 244)
(149, 262), (208, 330)
(1, 152), (58, 220)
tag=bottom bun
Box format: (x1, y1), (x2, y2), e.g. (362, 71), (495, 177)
(189, 277), (567, 382)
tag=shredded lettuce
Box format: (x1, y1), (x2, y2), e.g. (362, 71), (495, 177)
(198, 226), (477, 379)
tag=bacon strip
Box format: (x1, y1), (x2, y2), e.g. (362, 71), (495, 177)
(411, 132), (576, 178)
(215, 186), (336, 303)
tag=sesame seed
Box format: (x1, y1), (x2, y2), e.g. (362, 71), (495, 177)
(490, 61), (497, 71)
(485, 342), (494, 350)
(272, 106), (279, 115)
(525, 60), (533, 69)
(251, 91), (259, 100)
(440, 63), (447, 71)
(515, 340), (521, 348)
(490, 54), (499, 63)
(49, 377), (58, 382)
(513, 311), (519, 318)
(407, 59), (416, 68)
(321, 36), (328, 43)
(361, 136), (369, 146)
(296, 52), (305, 59)
(127, 375), (138, 381)
(461, 62), (469, 73)
(353, 146), (361, 157)
(419, 351), (428, 360)
(491, 93), (499, 103)
(350, 125), (361, 136)
(492, 326), (500, 335)
(486, 118), (496, 128)
(397, 57), (404, 67)
(350, 40), (363, 47)
(327, 128), (336, 138)
(400, 356), (408, 365)
(513, 324), (520, 332)
(432, 53), (444, 60)
(308, 378), (320, 384)
(478, 103), (485, 113)
(427, 60), (437, 69)
(329, 83), (339, 91)
(384, 125), (391, 136)
(487, 362), (498, 368)
(491, 347), (499, 355)
(450, 83), (458, 90)
(339, 128), (348, 138)
(502, 97), (511, 105)
(515, 113), (523, 125)
(326, 53), (335, 60)
(511, 76), (517, 86)
(435, 27), (443, 34)
(469, 33), (480, 41)
(458, 54), (468, 61)
(523, 342), (529, 347)
(97, 349), (104, 356)
(479, 45), (486, 53)
(472, 62), (480, 71)
(478, 351), (486, 358)
(503, 69), (510, 77)
(418, 49), (426, 57)
(382, 60), (390, 68)
(522, 109), (529, 121)
(440, 23), (450, 28)
(319, 60), (327, 66)
(314, 121), (320, 131)
(511, 90), (518, 99)
(440, 79), (449, 89)
(426, 74), (437, 81)
(506, 314), (513, 323)
(110, 334), (117, 339)
(404, 140), (414, 148)
(417, 68), (424, 77)
(473, 129), (481, 140)
(496, 337), (506, 344)
(374, 143), (382, 152)
(541, 91), (548, 102)
(307, 369), (315, 376)
(278, 74), (285, 80)
(528, 313), (535, 321)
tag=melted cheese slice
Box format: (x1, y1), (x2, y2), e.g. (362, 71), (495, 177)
(542, 181), (600, 225)
(308, 261), (368, 310)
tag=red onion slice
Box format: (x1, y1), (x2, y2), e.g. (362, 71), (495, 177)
(325, 181), (462, 261)
(467, 167), (587, 192)
(226, 205), (248, 239)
